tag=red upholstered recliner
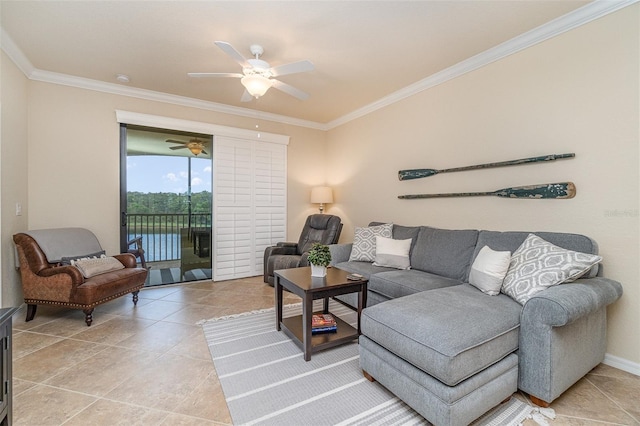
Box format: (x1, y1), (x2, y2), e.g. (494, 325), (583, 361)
(13, 228), (148, 326)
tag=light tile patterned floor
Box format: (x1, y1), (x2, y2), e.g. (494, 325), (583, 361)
(11, 276), (640, 425)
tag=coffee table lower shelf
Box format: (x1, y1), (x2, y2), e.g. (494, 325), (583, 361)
(281, 311), (358, 355)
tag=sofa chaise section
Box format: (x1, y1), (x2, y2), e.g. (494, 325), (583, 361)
(330, 223), (623, 424)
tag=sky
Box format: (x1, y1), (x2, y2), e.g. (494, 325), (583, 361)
(126, 155), (212, 194)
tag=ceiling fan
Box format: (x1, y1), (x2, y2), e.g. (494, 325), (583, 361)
(188, 41), (314, 102)
(166, 138), (208, 156)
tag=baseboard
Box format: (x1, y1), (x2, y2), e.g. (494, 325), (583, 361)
(603, 353), (640, 377)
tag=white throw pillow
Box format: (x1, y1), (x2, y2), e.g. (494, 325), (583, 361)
(349, 223), (393, 262)
(373, 236), (412, 270)
(468, 246), (511, 295)
(501, 234), (603, 305)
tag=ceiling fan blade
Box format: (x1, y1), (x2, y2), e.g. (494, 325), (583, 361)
(169, 146), (188, 150)
(214, 41), (250, 68)
(240, 90), (253, 102)
(166, 139), (188, 144)
(271, 79), (309, 101)
(201, 149), (209, 155)
(270, 60), (314, 77)
(188, 72), (243, 78)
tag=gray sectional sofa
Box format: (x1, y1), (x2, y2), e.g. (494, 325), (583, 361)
(329, 223), (623, 426)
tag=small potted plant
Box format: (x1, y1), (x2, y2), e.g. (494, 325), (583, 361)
(307, 243), (332, 277)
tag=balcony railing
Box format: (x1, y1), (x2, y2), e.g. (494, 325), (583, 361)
(127, 213), (211, 262)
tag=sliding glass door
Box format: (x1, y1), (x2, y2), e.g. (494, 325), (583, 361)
(120, 124), (213, 286)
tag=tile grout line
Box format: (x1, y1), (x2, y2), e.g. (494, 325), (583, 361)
(585, 376), (640, 424)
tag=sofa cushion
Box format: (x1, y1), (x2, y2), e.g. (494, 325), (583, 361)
(410, 227), (479, 281)
(349, 223), (393, 262)
(361, 284), (521, 386)
(373, 236), (411, 270)
(368, 269), (462, 300)
(501, 234), (603, 305)
(468, 246), (511, 295)
(72, 267), (148, 305)
(334, 261), (396, 279)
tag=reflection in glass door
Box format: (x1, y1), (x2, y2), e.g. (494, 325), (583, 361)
(120, 125), (213, 286)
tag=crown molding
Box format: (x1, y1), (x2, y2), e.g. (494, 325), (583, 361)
(2, 0), (637, 132)
(325, 0), (639, 130)
(0, 27), (35, 77)
(27, 69), (327, 131)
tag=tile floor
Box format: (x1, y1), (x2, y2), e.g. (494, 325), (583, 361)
(11, 276), (640, 425)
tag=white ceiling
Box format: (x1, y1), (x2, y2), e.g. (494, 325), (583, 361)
(1, 0), (611, 127)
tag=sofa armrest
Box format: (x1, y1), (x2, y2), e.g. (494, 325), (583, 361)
(522, 277), (623, 327)
(329, 243), (353, 266)
(39, 265), (85, 285)
(518, 277), (623, 404)
(113, 253), (137, 268)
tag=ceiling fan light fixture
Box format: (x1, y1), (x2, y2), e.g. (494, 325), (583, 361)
(185, 142), (205, 156)
(188, 145), (203, 156)
(241, 74), (272, 98)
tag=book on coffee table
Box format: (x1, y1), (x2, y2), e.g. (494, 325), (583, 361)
(312, 325), (337, 334)
(312, 314), (337, 334)
(312, 314), (336, 328)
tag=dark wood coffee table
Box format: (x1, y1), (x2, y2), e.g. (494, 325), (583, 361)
(274, 267), (367, 361)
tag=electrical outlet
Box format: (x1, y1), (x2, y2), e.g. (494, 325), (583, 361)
(15, 203), (22, 216)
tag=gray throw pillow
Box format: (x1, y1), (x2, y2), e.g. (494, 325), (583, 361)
(501, 233), (602, 304)
(349, 223), (393, 262)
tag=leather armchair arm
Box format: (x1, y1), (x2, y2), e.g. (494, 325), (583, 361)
(266, 245), (299, 256)
(276, 242), (299, 249)
(39, 265), (85, 285)
(113, 253), (137, 268)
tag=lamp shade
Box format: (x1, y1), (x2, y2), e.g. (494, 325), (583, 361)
(241, 75), (273, 98)
(310, 186), (333, 204)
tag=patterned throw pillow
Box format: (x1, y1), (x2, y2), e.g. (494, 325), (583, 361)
(349, 223), (393, 262)
(468, 246), (511, 296)
(501, 233), (602, 304)
(60, 250), (106, 265)
(373, 236), (412, 270)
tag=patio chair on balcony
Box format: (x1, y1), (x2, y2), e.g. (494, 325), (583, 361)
(263, 214), (342, 285)
(127, 236), (147, 269)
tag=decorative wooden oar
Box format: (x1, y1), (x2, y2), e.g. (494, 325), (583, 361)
(398, 153), (575, 181)
(398, 182), (576, 199)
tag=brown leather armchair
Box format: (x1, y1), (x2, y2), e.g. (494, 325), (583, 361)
(13, 228), (148, 326)
(263, 214), (342, 285)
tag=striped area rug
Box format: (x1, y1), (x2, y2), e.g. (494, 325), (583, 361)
(201, 300), (542, 426)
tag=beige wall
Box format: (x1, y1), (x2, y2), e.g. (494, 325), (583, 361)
(25, 83), (327, 255)
(0, 51), (29, 307)
(327, 6), (639, 366)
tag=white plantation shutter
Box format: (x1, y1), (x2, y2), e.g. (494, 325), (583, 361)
(213, 136), (287, 280)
